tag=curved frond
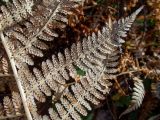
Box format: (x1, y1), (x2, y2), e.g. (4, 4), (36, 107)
(120, 77), (145, 118)
(111, 6), (143, 45)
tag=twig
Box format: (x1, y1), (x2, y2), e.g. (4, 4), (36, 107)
(0, 32), (32, 120)
(114, 78), (126, 96)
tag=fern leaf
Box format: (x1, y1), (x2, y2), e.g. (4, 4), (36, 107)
(119, 77), (145, 118)
(111, 6), (144, 45)
(15, 7), (143, 119)
(0, 0), (34, 31)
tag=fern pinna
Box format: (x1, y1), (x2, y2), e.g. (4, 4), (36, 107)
(0, 92), (24, 119)
(0, 0), (34, 31)
(14, 6), (143, 120)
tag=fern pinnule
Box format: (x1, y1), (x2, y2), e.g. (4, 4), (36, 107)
(49, 108), (61, 120)
(64, 91), (88, 116)
(33, 68), (52, 96)
(1, 56), (9, 74)
(119, 77), (145, 118)
(12, 91), (23, 115)
(60, 97), (82, 120)
(55, 103), (72, 120)
(3, 96), (15, 116)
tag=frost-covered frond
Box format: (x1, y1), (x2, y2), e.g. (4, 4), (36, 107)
(0, 0), (34, 31)
(0, 92), (24, 119)
(18, 23), (119, 102)
(16, 23), (120, 119)
(111, 6), (143, 45)
(3, 0), (83, 67)
(120, 77), (145, 118)
(14, 7), (143, 119)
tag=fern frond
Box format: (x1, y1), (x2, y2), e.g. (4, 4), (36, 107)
(18, 23), (117, 102)
(14, 7), (143, 119)
(0, 6), (143, 119)
(111, 6), (144, 45)
(119, 77), (145, 118)
(3, 0), (83, 66)
(0, 0), (34, 31)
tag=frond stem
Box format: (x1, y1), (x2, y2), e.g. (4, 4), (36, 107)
(0, 32), (33, 120)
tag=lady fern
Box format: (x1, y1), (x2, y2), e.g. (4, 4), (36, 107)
(15, 6), (143, 119)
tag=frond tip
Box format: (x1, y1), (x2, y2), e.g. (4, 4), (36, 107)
(119, 77), (145, 118)
(112, 6), (144, 45)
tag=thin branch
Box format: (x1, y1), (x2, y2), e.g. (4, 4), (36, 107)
(0, 32), (32, 120)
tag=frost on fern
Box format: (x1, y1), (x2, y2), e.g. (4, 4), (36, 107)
(16, 7), (143, 120)
(3, 0), (83, 67)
